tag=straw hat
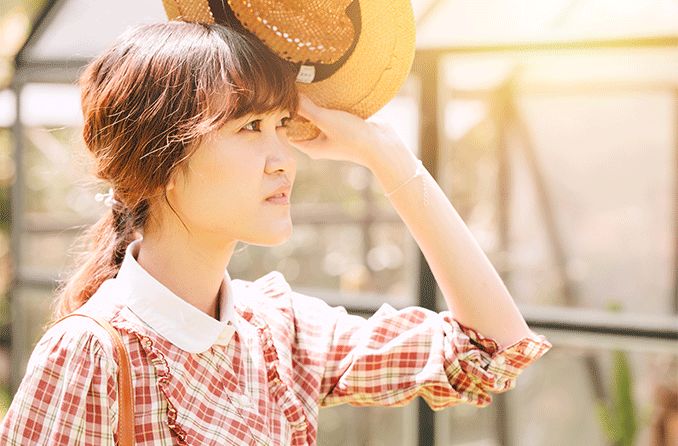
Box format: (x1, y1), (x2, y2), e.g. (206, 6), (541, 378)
(161, 0), (416, 141)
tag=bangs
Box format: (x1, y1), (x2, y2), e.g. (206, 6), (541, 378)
(230, 53), (299, 119)
(201, 24), (300, 132)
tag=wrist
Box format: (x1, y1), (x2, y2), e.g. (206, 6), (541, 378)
(367, 144), (421, 194)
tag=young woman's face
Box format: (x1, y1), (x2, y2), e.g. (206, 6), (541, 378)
(165, 108), (298, 247)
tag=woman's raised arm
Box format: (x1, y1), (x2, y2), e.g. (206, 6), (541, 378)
(289, 93), (545, 350)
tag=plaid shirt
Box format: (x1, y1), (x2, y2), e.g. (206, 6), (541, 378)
(0, 239), (552, 445)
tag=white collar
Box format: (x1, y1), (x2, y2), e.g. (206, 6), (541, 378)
(108, 238), (237, 354)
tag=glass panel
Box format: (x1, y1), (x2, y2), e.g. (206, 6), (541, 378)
(291, 156), (367, 206)
(514, 92), (673, 315)
(0, 126), (11, 411)
(0, 128), (12, 237)
(20, 84), (83, 127)
(318, 400), (418, 446)
(0, 90), (16, 128)
(8, 286), (54, 390)
(20, 230), (80, 278)
(435, 401), (495, 445)
(440, 52), (676, 316)
(22, 0), (678, 62)
(417, 1), (678, 49)
(435, 333), (677, 445)
(232, 223), (366, 288)
(510, 340), (676, 445)
(366, 222), (417, 299)
(22, 124), (97, 222)
(23, 0), (166, 62)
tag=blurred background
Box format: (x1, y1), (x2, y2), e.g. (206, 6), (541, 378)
(0, 0), (677, 445)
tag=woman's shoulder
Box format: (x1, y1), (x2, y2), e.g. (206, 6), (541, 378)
(247, 270), (327, 307)
(34, 309), (122, 375)
(0, 311), (121, 445)
(241, 270), (327, 315)
(241, 270), (344, 328)
(251, 270), (291, 298)
(44, 278), (143, 360)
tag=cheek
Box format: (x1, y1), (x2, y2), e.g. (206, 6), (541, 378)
(188, 153), (265, 214)
(175, 136), (270, 219)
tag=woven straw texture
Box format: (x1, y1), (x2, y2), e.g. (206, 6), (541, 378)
(228, 0), (355, 64)
(161, 0), (415, 141)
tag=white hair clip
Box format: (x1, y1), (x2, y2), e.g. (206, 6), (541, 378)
(94, 187), (119, 207)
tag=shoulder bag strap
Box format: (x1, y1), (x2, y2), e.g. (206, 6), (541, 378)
(52, 313), (135, 446)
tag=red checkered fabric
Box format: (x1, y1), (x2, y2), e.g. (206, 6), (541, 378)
(0, 269), (552, 445)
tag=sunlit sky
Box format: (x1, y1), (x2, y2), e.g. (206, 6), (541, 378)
(10, 0), (678, 61)
(1, 0), (677, 130)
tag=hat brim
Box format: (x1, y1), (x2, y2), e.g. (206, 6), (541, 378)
(287, 0), (415, 140)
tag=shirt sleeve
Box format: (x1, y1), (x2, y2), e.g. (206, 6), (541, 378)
(254, 271), (552, 411)
(0, 319), (119, 445)
(313, 301), (552, 410)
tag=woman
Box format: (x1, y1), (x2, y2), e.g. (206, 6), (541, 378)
(0, 20), (552, 445)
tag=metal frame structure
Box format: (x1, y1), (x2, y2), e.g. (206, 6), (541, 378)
(7, 1), (678, 445)
(410, 37), (678, 444)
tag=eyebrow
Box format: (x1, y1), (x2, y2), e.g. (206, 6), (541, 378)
(240, 110), (291, 123)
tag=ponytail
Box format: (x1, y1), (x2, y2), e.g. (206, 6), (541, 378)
(48, 198), (148, 326)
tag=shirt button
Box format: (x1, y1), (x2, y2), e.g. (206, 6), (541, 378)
(494, 355), (506, 365)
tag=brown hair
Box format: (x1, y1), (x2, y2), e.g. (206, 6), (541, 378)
(48, 20), (299, 324)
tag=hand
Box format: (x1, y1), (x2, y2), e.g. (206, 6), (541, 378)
(286, 93), (409, 171)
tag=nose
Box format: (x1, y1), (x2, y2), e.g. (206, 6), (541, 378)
(265, 136), (296, 177)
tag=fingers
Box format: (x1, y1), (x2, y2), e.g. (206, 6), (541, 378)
(294, 93), (335, 135)
(292, 93), (373, 161)
(293, 94), (315, 120)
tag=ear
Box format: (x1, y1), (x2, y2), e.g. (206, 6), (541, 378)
(166, 169), (180, 192)
(166, 161), (190, 194)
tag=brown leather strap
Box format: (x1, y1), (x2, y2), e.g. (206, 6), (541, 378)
(52, 313), (135, 445)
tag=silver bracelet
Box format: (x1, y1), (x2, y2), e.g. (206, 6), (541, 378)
(383, 159), (426, 198)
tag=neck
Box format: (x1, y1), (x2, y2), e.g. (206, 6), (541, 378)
(134, 231), (237, 318)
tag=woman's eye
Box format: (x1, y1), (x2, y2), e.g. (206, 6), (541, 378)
(241, 120), (261, 132)
(241, 116), (291, 132)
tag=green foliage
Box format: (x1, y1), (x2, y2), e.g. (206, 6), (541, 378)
(611, 350), (637, 444)
(0, 384), (10, 419)
(0, 186), (8, 235)
(595, 301), (638, 446)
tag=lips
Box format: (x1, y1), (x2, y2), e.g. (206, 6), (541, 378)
(265, 185), (291, 200)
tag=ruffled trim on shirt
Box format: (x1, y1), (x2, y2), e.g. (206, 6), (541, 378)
(237, 303), (310, 446)
(109, 313), (189, 445)
(255, 271), (292, 297)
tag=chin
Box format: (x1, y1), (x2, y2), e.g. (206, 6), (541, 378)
(247, 226), (293, 247)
